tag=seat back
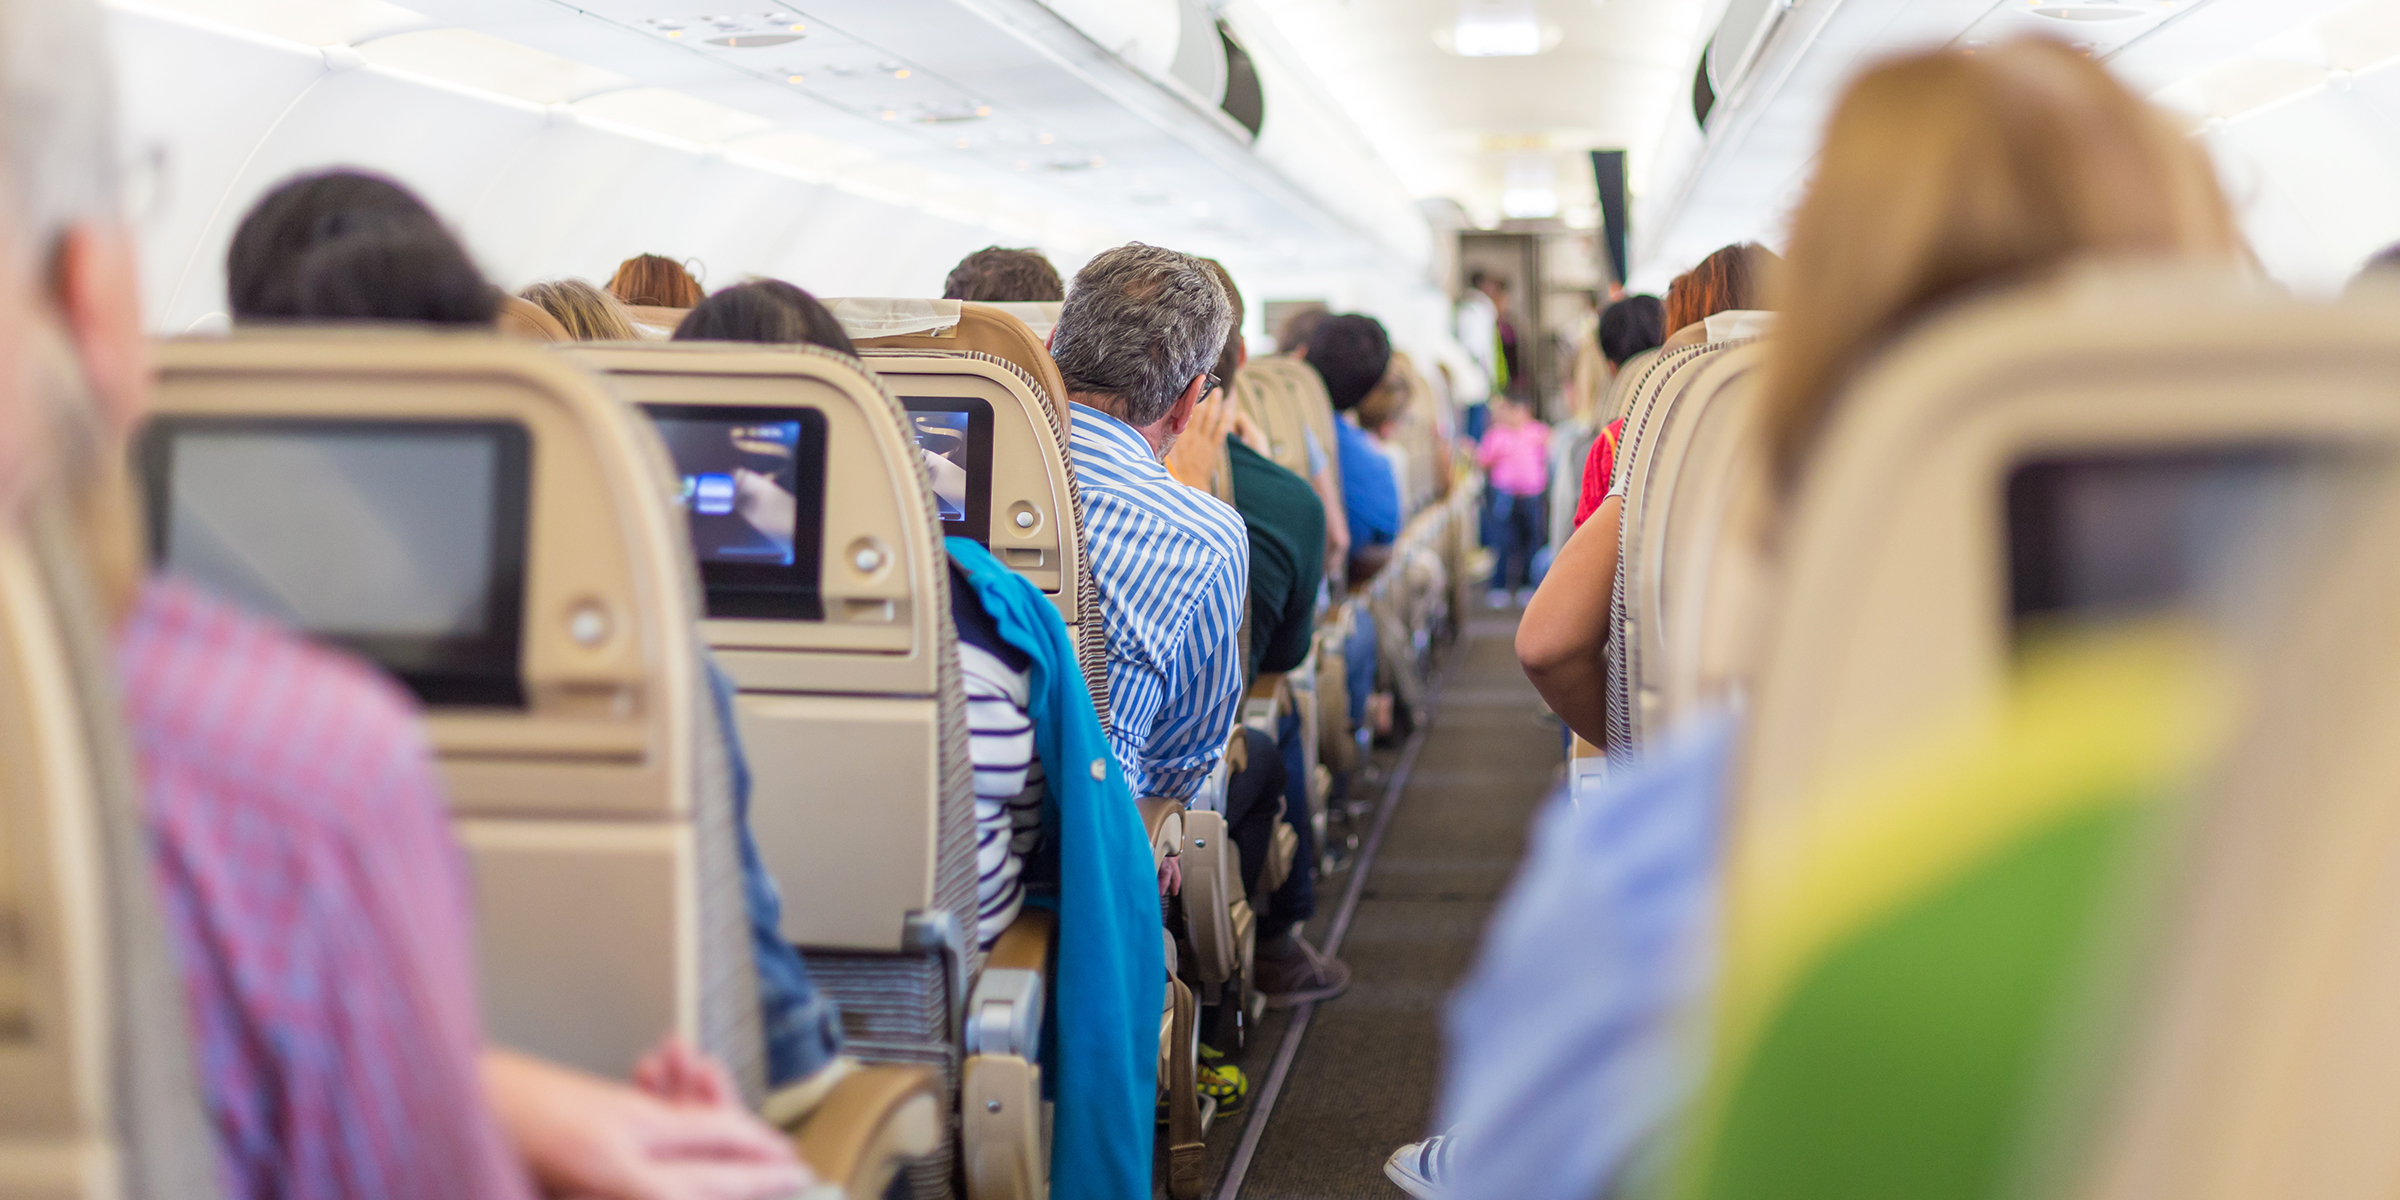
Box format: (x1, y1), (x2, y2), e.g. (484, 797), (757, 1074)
(0, 496), (224, 1200)
(861, 348), (1109, 720)
(1614, 341), (1768, 750)
(1737, 267), (2400, 849)
(2070, 474), (2400, 1200)
(841, 301), (1071, 422)
(559, 341), (978, 1199)
(143, 331), (764, 1096)
(1238, 356), (1342, 492)
(1602, 338), (1757, 757)
(497, 295), (572, 344)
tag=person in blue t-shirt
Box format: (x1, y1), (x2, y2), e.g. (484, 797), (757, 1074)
(1300, 313), (1403, 743)
(1302, 314), (1403, 586)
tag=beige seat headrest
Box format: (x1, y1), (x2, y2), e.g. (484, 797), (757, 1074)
(497, 294), (572, 343)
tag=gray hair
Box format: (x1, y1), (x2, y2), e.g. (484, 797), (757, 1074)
(1050, 243), (1232, 428)
(0, 0), (122, 255)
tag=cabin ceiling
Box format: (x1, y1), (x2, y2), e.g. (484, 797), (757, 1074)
(1229, 0), (1716, 230)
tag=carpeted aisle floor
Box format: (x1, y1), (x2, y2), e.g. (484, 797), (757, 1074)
(1224, 610), (1564, 1197)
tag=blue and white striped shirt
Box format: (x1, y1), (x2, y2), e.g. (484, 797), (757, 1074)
(1068, 402), (1250, 803)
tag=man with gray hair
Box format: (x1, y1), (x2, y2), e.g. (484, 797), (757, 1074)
(0, 3), (807, 1197)
(1053, 243), (1350, 1005)
(1053, 243), (1249, 806)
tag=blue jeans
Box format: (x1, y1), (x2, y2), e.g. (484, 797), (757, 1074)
(1488, 491), (1543, 592)
(1270, 712), (1319, 941)
(1346, 607), (1379, 730)
(707, 660), (843, 1087)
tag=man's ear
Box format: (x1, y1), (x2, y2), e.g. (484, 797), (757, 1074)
(1234, 340), (1249, 371)
(53, 223), (149, 439)
(1160, 374), (1204, 437)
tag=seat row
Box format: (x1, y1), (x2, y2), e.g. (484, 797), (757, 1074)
(1561, 260), (2400, 1193)
(0, 296), (1473, 1200)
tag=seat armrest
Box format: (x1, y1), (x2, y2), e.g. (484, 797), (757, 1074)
(985, 908), (1054, 973)
(965, 910), (1053, 1059)
(1140, 798), (1185, 868)
(790, 1064), (941, 1198)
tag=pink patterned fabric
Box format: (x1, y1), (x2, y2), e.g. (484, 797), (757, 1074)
(119, 577), (531, 1200)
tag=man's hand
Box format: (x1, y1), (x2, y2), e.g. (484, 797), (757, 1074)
(482, 1047), (812, 1200)
(1164, 386), (1233, 491)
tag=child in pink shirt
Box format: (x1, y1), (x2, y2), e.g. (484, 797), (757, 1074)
(1477, 398), (1551, 604)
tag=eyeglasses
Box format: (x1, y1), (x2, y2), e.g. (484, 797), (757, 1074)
(1198, 372), (1223, 398)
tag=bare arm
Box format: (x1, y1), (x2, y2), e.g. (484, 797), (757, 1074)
(1515, 495), (1619, 744)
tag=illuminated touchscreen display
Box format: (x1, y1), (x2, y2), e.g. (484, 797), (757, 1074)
(903, 397), (994, 543)
(643, 404), (829, 620)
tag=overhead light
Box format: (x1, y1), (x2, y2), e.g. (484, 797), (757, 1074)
(1447, 0), (1549, 57)
(1501, 187), (1558, 218)
(2025, 4), (2149, 21)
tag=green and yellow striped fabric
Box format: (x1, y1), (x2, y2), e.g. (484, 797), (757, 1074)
(1680, 629), (2233, 1200)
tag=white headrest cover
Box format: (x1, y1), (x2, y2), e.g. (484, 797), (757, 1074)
(828, 297), (962, 339)
(984, 301), (1064, 340)
(1704, 310), (1777, 342)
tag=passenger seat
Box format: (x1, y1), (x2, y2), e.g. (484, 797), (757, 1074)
(0, 494), (223, 1200)
(142, 331), (937, 1197)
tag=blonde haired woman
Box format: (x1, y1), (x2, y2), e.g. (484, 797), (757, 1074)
(520, 278), (640, 342)
(1396, 38), (2243, 1200)
(1513, 35), (2237, 748)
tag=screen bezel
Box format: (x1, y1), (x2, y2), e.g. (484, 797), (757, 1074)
(640, 403), (830, 621)
(138, 415), (533, 708)
(902, 395), (995, 544)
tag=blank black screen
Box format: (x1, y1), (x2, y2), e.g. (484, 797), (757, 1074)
(141, 417), (531, 706)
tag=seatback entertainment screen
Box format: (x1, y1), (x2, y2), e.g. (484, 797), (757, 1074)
(140, 417), (531, 706)
(643, 404), (829, 620)
(903, 397), (993, 544)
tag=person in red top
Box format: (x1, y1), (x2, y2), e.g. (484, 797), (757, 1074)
(1478, 396), (1551, 605)
(3, 4), (809, 1197)
(1571, 295), (1666, 528)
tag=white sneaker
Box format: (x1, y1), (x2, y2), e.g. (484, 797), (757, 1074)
(1383, 1132), (1455, 1199)
(1484, 589), (1511, 609)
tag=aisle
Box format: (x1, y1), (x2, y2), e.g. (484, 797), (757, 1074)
(1221, 609), (1565, 1198)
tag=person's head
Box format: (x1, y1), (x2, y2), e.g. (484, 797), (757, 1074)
(608, 253), (705, 308)
(226, 170), (497, 326)
(1471, 270), (1509, 310)
(1048, 243), (1232, 445)
(520, 278), (638, 341)
(1277, 306), (1327, 358)
(1663, 243), (1768, 334)
(1354, 362), (1408, 434)
(1762, 38), (2239, 488)
(942, 246), (1065, 303)
(1597, 294), (1666, 366)
(1302, 313), (1391, 413)
(1197, 258), (1247, 390)
(0, 0), (131, 514)
(672, 278), (856, 354)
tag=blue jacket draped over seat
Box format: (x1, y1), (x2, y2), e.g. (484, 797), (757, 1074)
(947, 538), (1164, 1200)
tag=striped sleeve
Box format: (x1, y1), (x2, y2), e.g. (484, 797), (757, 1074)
(959, 640), (1041, 950)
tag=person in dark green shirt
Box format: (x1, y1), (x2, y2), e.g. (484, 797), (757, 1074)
(1198, 257), (1350, 1009)
(1229, 435), (1326, 679)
